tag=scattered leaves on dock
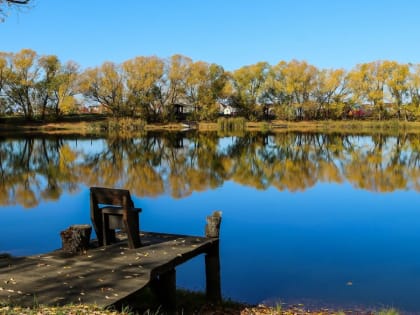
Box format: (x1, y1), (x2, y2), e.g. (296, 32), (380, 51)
(0, 304), (132, 315)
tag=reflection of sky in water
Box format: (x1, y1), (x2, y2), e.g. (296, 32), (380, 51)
(66, 139), (106, 153)
(2, 134), (420, 312)
(217, 136), (237, 153)
(67, 139), (107, 163)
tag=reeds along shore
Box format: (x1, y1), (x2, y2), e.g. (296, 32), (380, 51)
(2, 117), (420, 136)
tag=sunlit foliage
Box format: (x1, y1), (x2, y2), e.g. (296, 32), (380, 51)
(2, 49), (420, 122)
(0, 49), (79, 119)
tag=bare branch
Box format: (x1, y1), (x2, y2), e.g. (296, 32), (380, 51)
(6, 0), (30, 4)
(1, 0), (31, 21)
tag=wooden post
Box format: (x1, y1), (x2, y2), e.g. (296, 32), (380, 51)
(60, 224), (92, 254)
(205, 211), (222, 303)
(150, 268), (176, 311)
(205, 242), (222, 303)
(205, 210), (222, 238)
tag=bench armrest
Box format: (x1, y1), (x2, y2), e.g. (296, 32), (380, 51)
(132, 207), (142, 213)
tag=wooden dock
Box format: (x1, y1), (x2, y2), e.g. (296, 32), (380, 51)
(0, 231), (221, 309)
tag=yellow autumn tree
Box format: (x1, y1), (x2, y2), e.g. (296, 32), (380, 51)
(185, 61), (227, 120)
(314, 68), (348, 119)
(231, 61), (269, 120)
(122, 55), (165, 121)
(79, 62), (125, 116)
(281, 60), (318, 120)
(3, 49), (39, 119)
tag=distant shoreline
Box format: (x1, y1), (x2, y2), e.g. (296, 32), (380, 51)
(1, 117), (420, 135)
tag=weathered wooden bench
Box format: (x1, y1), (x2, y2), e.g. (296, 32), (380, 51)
(90, 187), (142, 249)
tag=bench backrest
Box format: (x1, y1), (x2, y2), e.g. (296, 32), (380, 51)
(90, 187), (134, 209)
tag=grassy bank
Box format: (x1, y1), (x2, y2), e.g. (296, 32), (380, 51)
(194, 119), (420, 135)
(265, 119), (420, 134)
(0, 303), (401, 315)
(2, 115), (420, 135)
(0, 289), (402, 315)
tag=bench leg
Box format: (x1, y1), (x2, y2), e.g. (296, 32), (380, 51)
(91, 207), (104, 247)
(102, 213), (117, 246)
(123, 212), (141, 249)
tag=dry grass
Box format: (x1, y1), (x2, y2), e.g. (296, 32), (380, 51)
(0, 304), (134, 315)
(0, 303), (401, 315)
(2, 118), (420, 135)
(268, 119), (420, 134)
(194, 120), (420, 134)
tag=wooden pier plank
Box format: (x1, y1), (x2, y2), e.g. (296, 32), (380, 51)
(0, 232), (218, 308)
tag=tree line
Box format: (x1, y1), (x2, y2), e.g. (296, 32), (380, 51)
(1, 132), (419, 208)
(1, 48), (420, 122)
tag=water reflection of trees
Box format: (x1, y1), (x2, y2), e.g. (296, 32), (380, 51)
(1, 132), (419, 207)
(0, 136), (79, 207)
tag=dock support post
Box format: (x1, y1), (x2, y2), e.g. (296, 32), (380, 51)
(150, 268), (176, 311)
(205, 211), (222, 303)
(205, 241), (221, 302)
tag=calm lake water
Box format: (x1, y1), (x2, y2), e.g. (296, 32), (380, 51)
(1, 131), (420, 312)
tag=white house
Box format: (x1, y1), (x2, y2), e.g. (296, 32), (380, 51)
(219, 103), (239, 116)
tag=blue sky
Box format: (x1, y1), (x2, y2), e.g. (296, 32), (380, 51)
(1, 0), (420, 71)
